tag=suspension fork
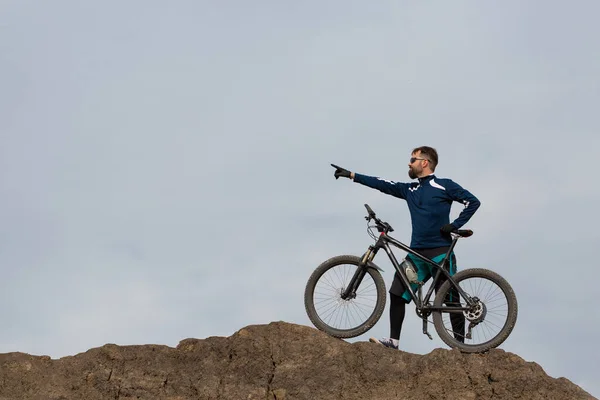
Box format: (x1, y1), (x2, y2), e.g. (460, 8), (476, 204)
(341, 246), (379, 300)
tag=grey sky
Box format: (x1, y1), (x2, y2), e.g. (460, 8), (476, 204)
(1, 0), (599, 397)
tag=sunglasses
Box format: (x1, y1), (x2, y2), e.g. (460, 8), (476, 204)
(410, 157), (429, 164)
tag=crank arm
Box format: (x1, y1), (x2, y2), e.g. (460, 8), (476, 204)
(422, 318), (433, 340)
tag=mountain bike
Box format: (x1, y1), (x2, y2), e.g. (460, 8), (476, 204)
(304, 204), (518, 353)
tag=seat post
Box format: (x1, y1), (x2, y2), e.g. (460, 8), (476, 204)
(442, 235), (460, 263)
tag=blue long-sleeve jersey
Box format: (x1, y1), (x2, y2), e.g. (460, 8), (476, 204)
(353, 173), (481, 249)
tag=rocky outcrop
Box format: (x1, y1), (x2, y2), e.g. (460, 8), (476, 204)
(0, 321), (594, 399)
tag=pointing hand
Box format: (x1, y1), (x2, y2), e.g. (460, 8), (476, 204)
(331, 164), (352, 180)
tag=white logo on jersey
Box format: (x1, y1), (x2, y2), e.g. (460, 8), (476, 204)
(429, 179), (446, 191)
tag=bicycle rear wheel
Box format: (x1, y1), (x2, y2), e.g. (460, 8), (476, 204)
(304, 255), (386, 338)
(432, 268), (518, 353)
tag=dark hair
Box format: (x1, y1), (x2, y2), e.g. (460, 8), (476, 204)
(412, 146), (439, 171)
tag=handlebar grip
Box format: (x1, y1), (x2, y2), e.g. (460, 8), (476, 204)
(364, 204), (375, 216)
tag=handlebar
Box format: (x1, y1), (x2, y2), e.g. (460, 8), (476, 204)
(364, 204), (394, 233)
(363, 204), (473, 238)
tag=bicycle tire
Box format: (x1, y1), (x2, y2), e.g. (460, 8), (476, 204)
(304, 255), (387, 338)
(432, 268), (518, 353)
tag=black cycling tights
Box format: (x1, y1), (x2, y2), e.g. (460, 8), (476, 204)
(390, 293), (406, 340)
(389, 291), (465, 342)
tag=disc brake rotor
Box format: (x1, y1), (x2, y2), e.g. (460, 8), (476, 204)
(464, 300), (487, 323)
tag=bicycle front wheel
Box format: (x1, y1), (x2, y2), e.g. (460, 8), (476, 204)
(432, 268), (518, 353)
(304, 255), (387, 338)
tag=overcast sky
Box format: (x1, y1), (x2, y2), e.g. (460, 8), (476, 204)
(1, 0), (599, 397)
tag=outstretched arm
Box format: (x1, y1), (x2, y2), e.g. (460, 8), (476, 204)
(353, 173), (410, 200)
(331, 164), (409, 199)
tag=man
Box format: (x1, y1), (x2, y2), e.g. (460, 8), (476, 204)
(332, 146), (481, 350)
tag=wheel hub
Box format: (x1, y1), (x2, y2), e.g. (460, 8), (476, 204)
(339, 287), (356, 301)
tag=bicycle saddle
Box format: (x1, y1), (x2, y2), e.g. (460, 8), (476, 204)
(456, 229), (473, 237)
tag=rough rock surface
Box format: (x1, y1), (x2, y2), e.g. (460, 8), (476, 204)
(0, 321), (595, 399)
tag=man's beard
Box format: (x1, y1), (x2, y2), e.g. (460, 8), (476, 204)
(408, 168), (417, 179)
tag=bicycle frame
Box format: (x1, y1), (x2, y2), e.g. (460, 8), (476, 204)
(342, 230), (476, 313)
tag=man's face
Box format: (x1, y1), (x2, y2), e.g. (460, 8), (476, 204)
(408, 151), (426, 179)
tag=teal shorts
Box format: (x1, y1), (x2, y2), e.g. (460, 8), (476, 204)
(390, 248), (457, 303)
